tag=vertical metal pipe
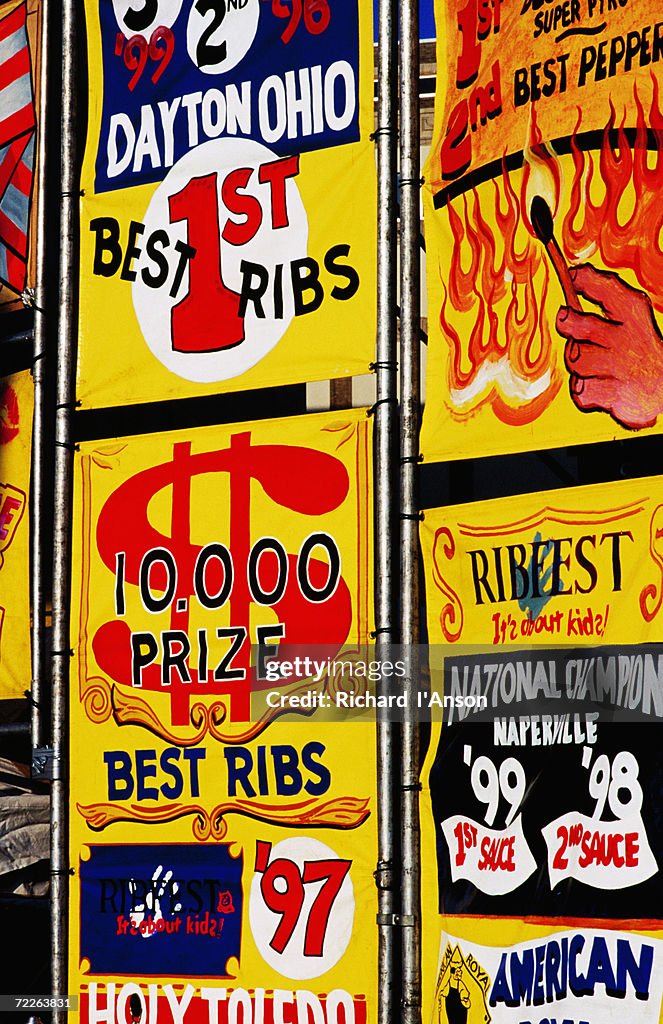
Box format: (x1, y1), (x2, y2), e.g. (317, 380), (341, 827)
(51, 0), (79, 1013)
(399, 0), (421, 1018)
(375, 0), (398, 1016)
(30, 0), (52, 751)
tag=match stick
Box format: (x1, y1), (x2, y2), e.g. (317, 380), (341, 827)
(530, 195), (581, 312)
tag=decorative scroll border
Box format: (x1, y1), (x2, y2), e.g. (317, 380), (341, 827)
(429, 498), (657, 643)
(456, 501), (645, 539)
(77, 795), (371, 841)
(77, 450), (120, 724)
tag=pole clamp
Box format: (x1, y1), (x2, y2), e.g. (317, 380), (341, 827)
(373, 860), (393, 889)
(377, 914), (416, 927)
(367, 397), (396, 417)
(32, 745), (61, 780)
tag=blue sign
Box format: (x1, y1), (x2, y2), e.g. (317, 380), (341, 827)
(419, 0), (435, 41)
(80, 843), (243, 976)
(96, 0), (361, 193)
(371, 0), (436, 41)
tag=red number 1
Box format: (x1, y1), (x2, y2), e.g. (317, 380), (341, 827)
(456, 0), (480, 89)
(168, 172), (245, 353)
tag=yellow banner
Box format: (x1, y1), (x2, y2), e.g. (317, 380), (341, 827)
(420, 478), (663, 1024)
(0, 0), (39, 311)
(69, 409), (377, 1023)
(77, 0), (375, 409)
(421, 918), (663, 1024)
(421, 477), (663, 647)
(0, 369), (32, 699)
(422, 0), (663, 459)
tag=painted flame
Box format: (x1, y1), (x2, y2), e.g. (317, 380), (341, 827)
(439, 84), (663, 422)
(563, 77), (663, 311)
(441, 109), (562, 425)
(522, 105), (563, 234)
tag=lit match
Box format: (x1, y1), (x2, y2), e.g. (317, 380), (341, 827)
(530, 195), (581, 312)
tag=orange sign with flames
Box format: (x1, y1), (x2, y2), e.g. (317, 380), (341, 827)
(422, 0), (663, 459)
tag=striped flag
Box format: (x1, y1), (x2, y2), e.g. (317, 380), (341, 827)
(0, 2), (35, 295)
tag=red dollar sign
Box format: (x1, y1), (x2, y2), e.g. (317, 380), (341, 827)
(93, 432), (353, 724)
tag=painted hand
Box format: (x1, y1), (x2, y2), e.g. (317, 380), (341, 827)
(555, 264), (663, 430)
(129, 864), (181, 938)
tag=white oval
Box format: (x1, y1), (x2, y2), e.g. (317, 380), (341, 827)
(249, 836), (355, 980)
(133, 137), (307, 383)
(187, 0), (260, 75)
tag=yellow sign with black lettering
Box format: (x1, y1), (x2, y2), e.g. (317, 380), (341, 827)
(69, 409), (377, 1024)
(420, 478), (663, 1024)
(420, 477), (663, 647)
(77, 0), (375, 408)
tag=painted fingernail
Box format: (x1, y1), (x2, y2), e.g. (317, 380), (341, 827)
(571, 375), (584, 394)
(568, 341), (579, 362)
(570, 267), (578, 282)
(558, 307), (569, 323)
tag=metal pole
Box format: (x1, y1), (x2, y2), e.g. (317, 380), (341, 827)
(374, 0), (398, 1016)
(51, 0), (79, 1014)
(399, 0), (421, 1018)
(30, 0), (52, 751)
